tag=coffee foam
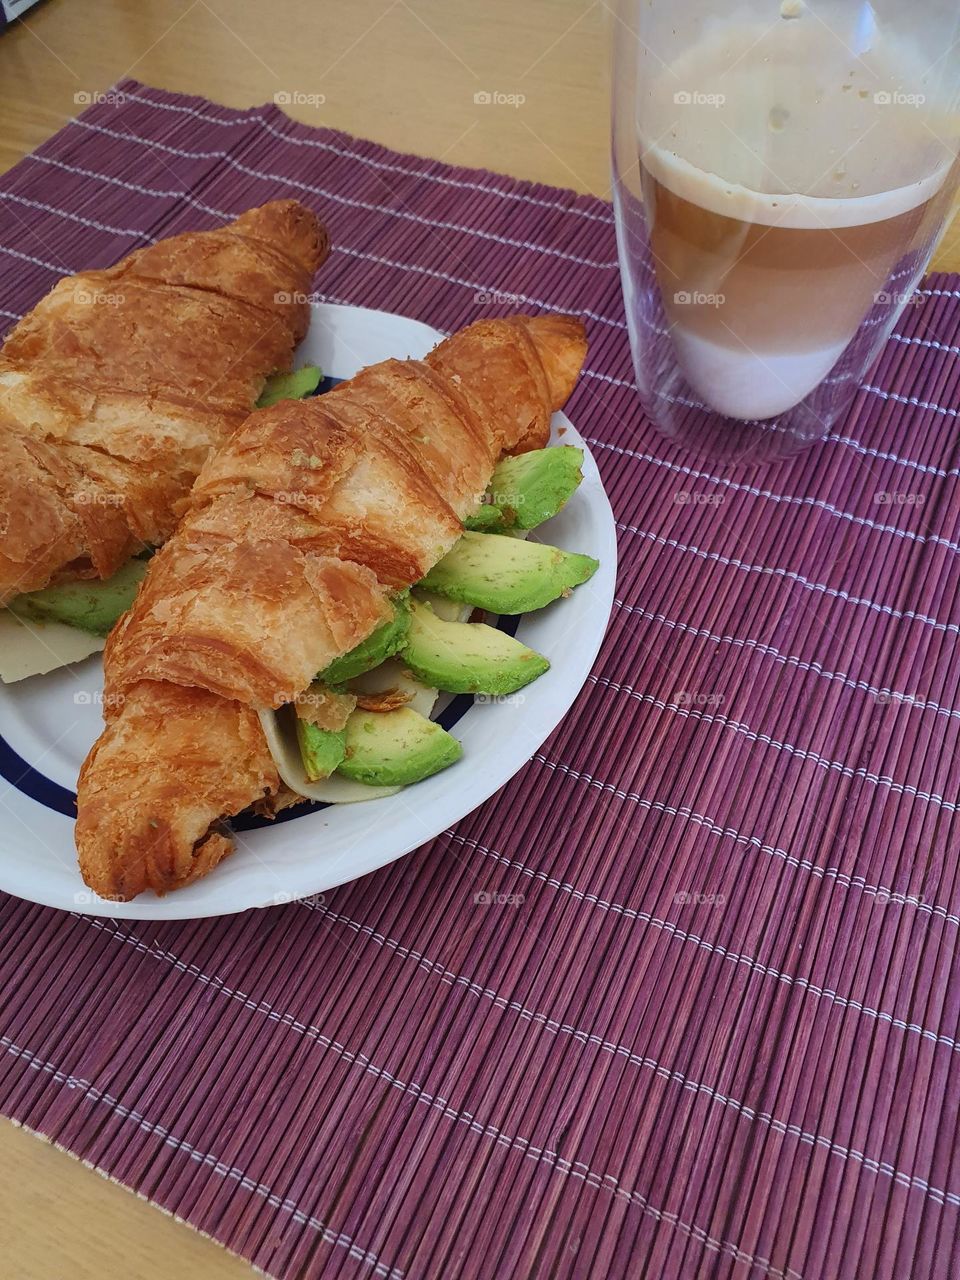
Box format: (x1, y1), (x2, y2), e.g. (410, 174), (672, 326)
(641, 144), (948, 230)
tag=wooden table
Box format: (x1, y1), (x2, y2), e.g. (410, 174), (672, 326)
(1, 2), (958, 1276)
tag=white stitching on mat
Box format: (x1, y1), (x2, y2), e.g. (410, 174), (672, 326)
(827, 433), (960, 479)
(453, 796), (956, 928)
(889, 332), (960, 359)
(586, 672), (957, 814)
(582, 368), (634, 389)
(113, 87), (615, 224)
(21, 155), (243, 222)
(580, 375), (960, 481)
(585, 439), (960, 555)
(304, 900), (960, 1208)
(15, 158), (627, 333)
(860, 384), (960, 421)
(0, 191), (144, 238)
(0, 1036), (404, 1279)
(0, 243), (70, 275)
(585, 367), (960, 430)
(614, 596), (960, 725)
(616, 522), (960, 637)
(462, 790), (958, 937)
(335, 244), (622, 329)
(79, 922), (804, 1280)
(72, 119), (230, 159)
(100, 89), (248, 125)
(67, 119), (619, 269)
(510, 762), (960, 1056)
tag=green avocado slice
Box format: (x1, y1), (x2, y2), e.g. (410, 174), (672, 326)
(418, 531), (598, 614)
(319, 595), (410, 685)
(337, 707), (462, 786)
(256, 365), (323, 408)
(10, 556), (150, 636)
(465, 445), (584, 532)
(401, 598), (549, 694)
(296, 718), (347, 782)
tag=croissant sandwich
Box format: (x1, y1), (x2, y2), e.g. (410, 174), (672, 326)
(76, 313), (597, 900)
(0, 200), (329, 672)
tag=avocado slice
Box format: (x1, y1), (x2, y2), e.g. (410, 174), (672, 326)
(296, 718), (347, 782)
(401, 598), (549, 694)
(10, 557), (149, 636)
(256, 365), (323, 408)
(418, 532), (598, 614)
(319, 595), (410, 685)
(465, 446), (584, 532)
(338, 707), (462, 786)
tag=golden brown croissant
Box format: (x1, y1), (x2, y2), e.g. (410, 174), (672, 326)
(0, 200), (328, 604)
(76, 313), (588, 899)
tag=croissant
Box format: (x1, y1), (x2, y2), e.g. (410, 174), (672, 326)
(0, 200), (328, 604)
(75, 313), (588, 899)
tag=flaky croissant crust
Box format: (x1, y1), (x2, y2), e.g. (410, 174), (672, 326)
(0, 200), (328, 603)
(76, 313), (588, 899)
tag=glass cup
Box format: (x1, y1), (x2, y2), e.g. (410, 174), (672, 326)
(611, 0), (960, 463)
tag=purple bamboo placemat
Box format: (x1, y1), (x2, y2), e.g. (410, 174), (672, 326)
(2, 78), (960, 1280)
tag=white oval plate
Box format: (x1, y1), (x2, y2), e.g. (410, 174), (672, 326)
(0, 304), (617, 919)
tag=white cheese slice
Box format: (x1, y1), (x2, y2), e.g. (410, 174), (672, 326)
(259, 704), (403, 804)
(259, 602), (476, 804)
(0, 609), (105, 682)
